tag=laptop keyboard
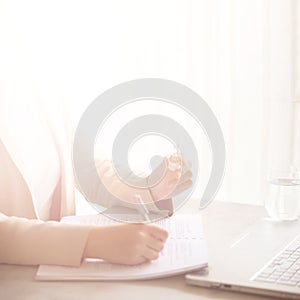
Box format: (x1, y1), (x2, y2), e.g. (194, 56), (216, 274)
(253, 236), (300, 287)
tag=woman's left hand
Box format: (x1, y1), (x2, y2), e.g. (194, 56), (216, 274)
(148, 154), (193, 204)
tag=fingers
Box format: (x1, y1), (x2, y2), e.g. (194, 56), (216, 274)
(138, 225), (168, 262)
(171, 179), (193, 197)
(142, 247), (160, 261)
(162, 161), (182, 177)
(148, 154), (193, 203)
(167, 179), (179, 195)
(146, 235), (165, 252)
(146, 224), (169, 242)
(167, 157), (192, 184)
(181, 159), (192, 171)
(178, 170), (193, 184)
(166, 169), (192, 195)
(168, 171), (192, 192)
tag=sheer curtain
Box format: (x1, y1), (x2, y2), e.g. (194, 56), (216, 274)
(193, 0), (300, 204)
(0, 0), (299, 206)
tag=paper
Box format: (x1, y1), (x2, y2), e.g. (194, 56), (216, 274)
(36, 214), (208, 281)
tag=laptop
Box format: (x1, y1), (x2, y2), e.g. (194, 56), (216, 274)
(186, 216), (300, 299)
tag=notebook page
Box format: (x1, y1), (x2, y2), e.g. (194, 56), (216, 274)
(36, 214), (208, 281)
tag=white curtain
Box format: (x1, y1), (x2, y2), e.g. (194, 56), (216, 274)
(0, 0), (299, 206)
(195, 0), (300, 204)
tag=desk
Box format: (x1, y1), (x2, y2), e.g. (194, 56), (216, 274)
(0, 201), (274, 300)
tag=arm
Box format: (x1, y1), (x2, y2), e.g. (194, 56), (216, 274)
(0, 212), (91, 266)
(0, 212), (168, 266)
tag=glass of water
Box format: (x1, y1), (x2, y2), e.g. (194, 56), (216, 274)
(265, 168), (300, 221)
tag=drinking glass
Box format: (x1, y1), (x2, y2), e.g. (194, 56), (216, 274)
(265, 168), (300, 221)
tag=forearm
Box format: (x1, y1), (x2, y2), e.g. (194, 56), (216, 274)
(0, 213), (92, 266)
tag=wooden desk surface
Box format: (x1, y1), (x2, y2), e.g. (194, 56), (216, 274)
(0, 201), (272, 300)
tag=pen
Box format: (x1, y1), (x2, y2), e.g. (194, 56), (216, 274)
(133, 194), (151, 222)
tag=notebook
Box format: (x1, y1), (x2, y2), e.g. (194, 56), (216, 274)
(36, 213), (208, 281)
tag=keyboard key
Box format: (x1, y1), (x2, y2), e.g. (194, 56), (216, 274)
(285, 271), (296, 276)
(281, 275), (292, 280)
(261, 268), (275, 275)
(290, 279), (299, 284)
(287, 258), (297, 262)
(269, 275), (280, 280)
(279, 261), (295, 270)
(255, 277), (277, 283)
(289, 244), (300, 251)
(257, 273), (269, 278)
(279, 254), (291, 259)
(290, 266), (300, 272)
(277, 280), (297, 286)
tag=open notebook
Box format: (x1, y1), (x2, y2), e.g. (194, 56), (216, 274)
(36, 213), (208, 281)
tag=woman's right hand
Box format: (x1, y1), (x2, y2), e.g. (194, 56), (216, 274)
(83, 223), (168, 265)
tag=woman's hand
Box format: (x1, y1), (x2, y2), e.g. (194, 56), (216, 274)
(148, 155), (193, 202)
(94, 153), (193, 213)
(83, 223), (168, 265)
